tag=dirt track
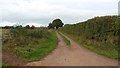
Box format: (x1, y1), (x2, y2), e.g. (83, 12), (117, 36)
(26, 32), (118, 66)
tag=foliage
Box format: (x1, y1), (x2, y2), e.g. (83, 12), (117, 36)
(48, 19), (64, 29)
(2, 25), (36, 29)
(2, 28), (57, 61)
(59, 15), (119, 59)
(2, 26), (14, 29)
(48, 23), (54, 29)
(31, 25), (35, 29)
(25, 25), (30, 29)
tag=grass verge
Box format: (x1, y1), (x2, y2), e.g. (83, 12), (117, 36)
(3, 29), (57, 62)
(24, 31), (57, 61)
(60, 31), (119, 60)
(83, 43), (118, 59)
(2, 62), (9, 68)
(58, 32), (71, 47)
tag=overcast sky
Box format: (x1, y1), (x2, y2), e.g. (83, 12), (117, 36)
(0, 0), (119, 27)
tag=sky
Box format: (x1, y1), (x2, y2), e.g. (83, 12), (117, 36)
(0, 0), (119, 27)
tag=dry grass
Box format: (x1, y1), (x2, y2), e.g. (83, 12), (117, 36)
(0, 29), (2, 33)
(0, 29), (2, 38)
(2, 28), (57, 61)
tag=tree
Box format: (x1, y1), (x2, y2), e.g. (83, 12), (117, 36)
(52, 19), (64, 29)
(25, 25), (30, 29)
(48, 23), (54, 29)
(16, 25), (22, 28)
(31, 25), (35, 29)
(3, 26), (14, 29)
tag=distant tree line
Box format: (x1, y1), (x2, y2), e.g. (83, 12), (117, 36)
(2, 25), (36, 29)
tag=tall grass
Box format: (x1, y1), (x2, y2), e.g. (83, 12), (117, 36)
(58, 32), (71, 47)
(2, 28), (57, 61)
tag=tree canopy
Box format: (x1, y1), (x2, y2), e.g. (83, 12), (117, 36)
(48, 23), (54, 29)
(48, 19), (64, 29)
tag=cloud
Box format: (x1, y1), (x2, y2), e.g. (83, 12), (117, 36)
(0, 21), (16, 26)
(0, 0), (119, 26)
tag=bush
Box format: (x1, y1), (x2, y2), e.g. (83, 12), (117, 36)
(3, 28), (51, 48)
